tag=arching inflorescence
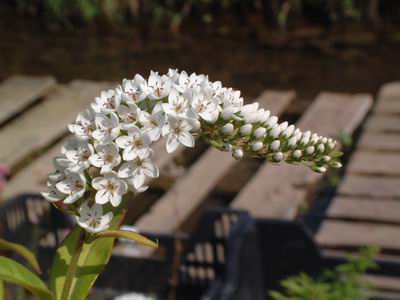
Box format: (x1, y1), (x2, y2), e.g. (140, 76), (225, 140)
(42, 69), (342, 233)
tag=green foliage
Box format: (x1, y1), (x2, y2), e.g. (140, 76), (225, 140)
(0, 256), (54, 300)
(269, 247), (379, 300)
(7, 0), (381, 30)
(0, 280), (3, 300)
(92, 229), (158, 248)
(338, 129), (353, 148)
(0, 238), (41, 274)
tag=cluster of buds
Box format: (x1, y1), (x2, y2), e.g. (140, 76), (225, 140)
(203, 101), (342, 173)
(42, 69), (342, 233)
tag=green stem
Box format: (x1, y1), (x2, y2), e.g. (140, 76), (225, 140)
(60, 230), (85, 300)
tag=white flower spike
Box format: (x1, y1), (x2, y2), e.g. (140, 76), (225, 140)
(42, 69), (342, 233)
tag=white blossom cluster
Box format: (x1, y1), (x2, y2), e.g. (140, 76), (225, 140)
(42, 69), (342, 233)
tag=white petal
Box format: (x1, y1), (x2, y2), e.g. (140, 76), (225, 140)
(166, 135), (179, 153)
(118, 162), (133, 178)
(178, 132), (195, 147)
(133, 172), (145, 189)
(115, 136), (131, 149)
(109, 194), (122, 207)
(95, 190), (110, 205)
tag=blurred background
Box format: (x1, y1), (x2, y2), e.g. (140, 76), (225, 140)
(1, 0), (400, 102)
(1, 1), (400, 300)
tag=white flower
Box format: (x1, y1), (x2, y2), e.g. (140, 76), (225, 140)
(115, 126), (151, 160)
(61, 138), (94, 172)
(118, 150), (159, 189)
(91, 89), (120, 114)
(163, 89), (196, 118)
(68, 108), (96, 140)
(120, 75), (148, 104)
(76, 201), (113, 233)
(41, 181), (66, 202)
(146, 71), (172, 100)
(174, 71), (206, 94)
(55, 169), (86, 204)
(48, 157), (69, 182)
(92, 112), (120, 144)
(161, 115), (194, 153)
(92, 171), (128, 207)
(117, 103), (142, 130)
(89, 143), (121, 174)
(191, 93), (219, 123)
(140, 102), (166, 142)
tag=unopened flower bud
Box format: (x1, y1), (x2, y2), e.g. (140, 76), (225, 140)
(278, 121), (288, 132)
(254, 127), (267, 138)
(320, 155), (331, 163)
(258, 110), (270, 123)
(222, 143), (233, 152)
(287, 136), (298, 148)
(191, 120), (201, 132)
(269, 125), (281, 139)
(240, 124), (253, 136)
(316, 144), (325, 153)
(265, 116), (278, 129)
(221, 123), (234, 135)
(221, 107), (234, 120)
(306, 146), (315, 155)
(293, 150), (302, 159)
(310, 134), (319, 145)
(312, 166), (327, 173)
(252, 141), (263, 152)
(272, 152), (283, 162)
(244, 112), (258, 124)
(270, 140), (281, 151)
(330, 161), (342, 168)
(282, 125), (295, 138)
(232, 148), (244, 160)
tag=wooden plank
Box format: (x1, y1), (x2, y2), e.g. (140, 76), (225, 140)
(0, 75), (56, 125)
(316, 220), (400, 251)
(358, 132), (400, 152)
(231, 92), (373, 219)
(135, 91), (295, 233)
(364, 115), (400, 133)
(0, 80), (113, 171)
(327, 196), (400, 224)
(378, 82), (400, 101)
(339, 175), (400, 199)
(347, 152), (400, 176)
(374, 99), (400, 115)
(365, 275), (400, 293)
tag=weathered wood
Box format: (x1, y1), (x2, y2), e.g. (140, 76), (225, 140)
(377, 82), (400, 102)
(316, 220), (400, 251)
(374, 99), (400, 115)
(231, 92), (372, 219)
(339, 175), (400, 199)
(135, 91), (295, 233)
(0, 80), (113, 171)
(365, 275), (400, 292)
(327, 196), (400, 224)
(364, 115), (400, 133)
(0, 75), (56, 125)
(358, 132), (400, 152)
(347, 152), (400, 176)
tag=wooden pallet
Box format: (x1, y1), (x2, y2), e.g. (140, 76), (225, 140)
(315, 82), (400, 292)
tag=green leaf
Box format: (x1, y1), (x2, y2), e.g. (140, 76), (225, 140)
(0, 256), (53, 300)
(0, 280), (4, 300)
(50, 206), (126, 300)
(0, 238), (41, 274)
(93, 230), (158, 248)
